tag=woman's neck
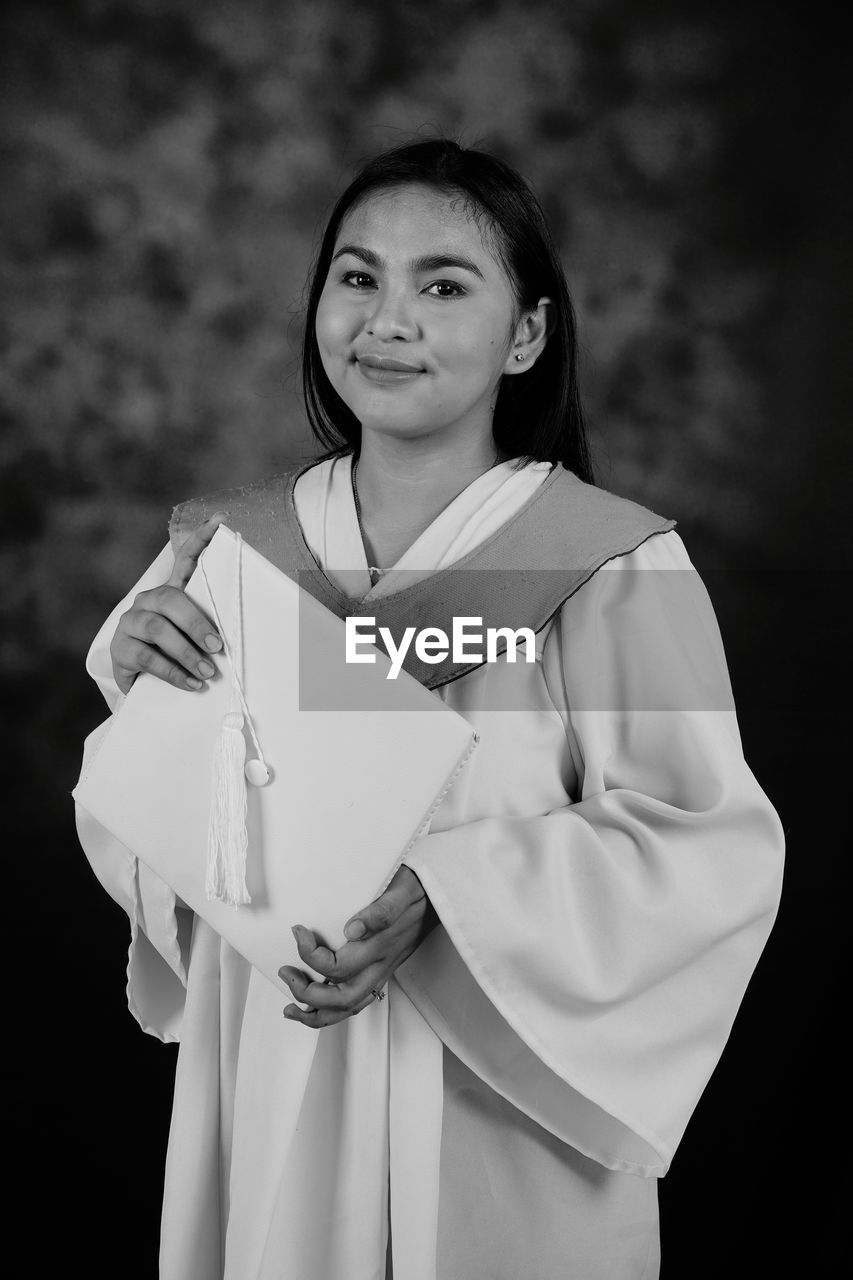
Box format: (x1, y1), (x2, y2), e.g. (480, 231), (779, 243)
(351, 435), (504, 570)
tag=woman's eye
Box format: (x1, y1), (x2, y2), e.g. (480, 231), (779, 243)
(341, 271), (376, 289)
(426, 281), (465, 298)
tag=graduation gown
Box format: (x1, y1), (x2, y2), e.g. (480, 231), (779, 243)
(75, 457), (784, 1280)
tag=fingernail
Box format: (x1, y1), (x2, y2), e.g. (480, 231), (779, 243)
(345, 921), (366, 940)
(205, 634), (222, 652)
(187, 677), (203, 690)
(198, 661), (215, 678)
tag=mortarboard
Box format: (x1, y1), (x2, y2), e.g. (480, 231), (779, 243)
(74, 526), (478, 988)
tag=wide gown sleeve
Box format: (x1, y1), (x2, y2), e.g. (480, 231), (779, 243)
(398, 530), (784, 1177)
(75, 542), (192, 1043)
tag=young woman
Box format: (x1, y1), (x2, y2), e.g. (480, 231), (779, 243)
(76, 139), (784, 1280)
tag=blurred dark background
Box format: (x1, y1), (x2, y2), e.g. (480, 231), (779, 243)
(2, 0), (850, 1275)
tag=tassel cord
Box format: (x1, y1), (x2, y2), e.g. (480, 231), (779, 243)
(197, 542), (268, 774)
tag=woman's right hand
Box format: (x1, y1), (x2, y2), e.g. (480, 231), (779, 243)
(110, 512), (229, 695)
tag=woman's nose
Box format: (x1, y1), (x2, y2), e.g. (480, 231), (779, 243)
(364, 287), (419, 340)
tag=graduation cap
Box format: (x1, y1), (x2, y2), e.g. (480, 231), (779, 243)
(73, 525), (478, 988)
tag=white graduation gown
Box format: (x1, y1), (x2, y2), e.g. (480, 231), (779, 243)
(75, 457), (784, 1280)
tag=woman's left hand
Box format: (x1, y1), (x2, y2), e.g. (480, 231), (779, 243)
(278, 865), (439, 1027)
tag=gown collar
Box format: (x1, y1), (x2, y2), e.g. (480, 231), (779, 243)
(282, 453), (566, 613)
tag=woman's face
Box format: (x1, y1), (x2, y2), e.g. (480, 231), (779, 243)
(315, 183), (523, 454)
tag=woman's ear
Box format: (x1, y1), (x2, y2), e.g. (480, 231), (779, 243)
(504, 297), (552, 375)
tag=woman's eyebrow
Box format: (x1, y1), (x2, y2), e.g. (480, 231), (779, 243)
(330, 244), (486, 281)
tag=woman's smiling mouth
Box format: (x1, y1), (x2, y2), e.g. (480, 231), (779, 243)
(356, 354), (425, 384)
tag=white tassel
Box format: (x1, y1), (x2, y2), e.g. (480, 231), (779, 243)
(200, 530), (256, 909)
(206, 708), (252, 906)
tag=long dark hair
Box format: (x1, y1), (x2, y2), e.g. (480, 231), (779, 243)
(302, 138), (593, 484)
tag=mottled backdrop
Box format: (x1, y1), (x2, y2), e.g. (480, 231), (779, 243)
(3, 1), (849, 1276)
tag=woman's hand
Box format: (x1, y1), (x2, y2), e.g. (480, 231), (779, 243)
(278, 865), (440, 1027)
(110, 513), (229, 694)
